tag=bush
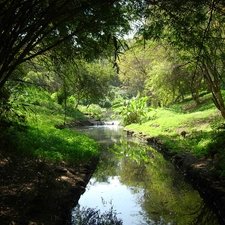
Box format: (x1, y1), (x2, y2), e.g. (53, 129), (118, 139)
(79, 104), (104, 119)
(112, 93), (152, 126)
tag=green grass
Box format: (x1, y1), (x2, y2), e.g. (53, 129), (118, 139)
(13, 126), (99, 164)
(1, 87), (100, 165)
(126, 92), (225, 157)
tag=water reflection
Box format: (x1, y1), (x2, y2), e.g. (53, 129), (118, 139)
(71, 122), (220, 225)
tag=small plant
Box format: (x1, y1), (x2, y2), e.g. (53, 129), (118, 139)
(112, 92), (152, 126)
(72, 206), (123, 225)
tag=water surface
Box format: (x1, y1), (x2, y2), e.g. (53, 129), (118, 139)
(71, 122), (220, 225)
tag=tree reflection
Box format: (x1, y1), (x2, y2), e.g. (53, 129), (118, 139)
(185, 202), (220, 225)
(92, 147), (119, 183)
(112, 140), (220, 225)
(75, 125), (220, 224)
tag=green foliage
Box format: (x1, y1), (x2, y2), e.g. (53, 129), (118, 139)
(11, 126), (99, 164)
(147, 58), (174, 106)
(15, 86), (58, 109)
(78, 104), (105, 120)
(209, 120), (225, 151)
(126, 93), (224, 157)
(0, 0), (136, 90)
(73, 206), (122, 225)
(0, 88), (30, 135)
(118, 39), (207, 107)
(53, 59), (117, 109)
(118, 42), (152, 97)
(113, 92), (152, 125)
(205, 121), (225, 177)
(1, 85), (99, 164)
(140, 1), (225, 117)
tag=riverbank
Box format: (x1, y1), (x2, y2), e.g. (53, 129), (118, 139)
(0, 90), (103, 224)
(0, 86), (106, 225)
(144, 135), (225, 224)
(123, 102), (225, 224)
(1, 118), (225, 224)
(0, 149), (98, 225)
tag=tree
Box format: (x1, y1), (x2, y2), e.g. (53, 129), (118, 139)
(53, 59), (116, 108)
(0, 0), (139, 91)
(118, 41), (152, 97)
(167, 49), (207, 105)
(171, 66), (205, 105)
(139, 0), (225, 118)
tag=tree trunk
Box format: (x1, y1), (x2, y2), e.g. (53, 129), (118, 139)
(202, 62), (225, 119)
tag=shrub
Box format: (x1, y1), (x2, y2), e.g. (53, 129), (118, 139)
(112, 92), (152, 126)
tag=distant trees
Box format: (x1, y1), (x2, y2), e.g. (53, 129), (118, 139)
(138, 0), (225, 117)
(54, 59), (117, 108)
(117, 40), (207, 107)
(118, 41), (152, 97)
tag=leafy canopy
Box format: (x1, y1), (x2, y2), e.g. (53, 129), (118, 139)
(0, 0), (141, 90)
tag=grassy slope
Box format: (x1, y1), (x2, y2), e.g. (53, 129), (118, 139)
(2, 87), (100, 165)
(126, 93), (225, 158)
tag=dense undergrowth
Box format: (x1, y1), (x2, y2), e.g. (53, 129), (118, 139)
(125, 92), (225, 178)
(0, 87), (100, 165)
(1, 86), (225, 174)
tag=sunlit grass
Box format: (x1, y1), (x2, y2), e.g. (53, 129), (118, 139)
(14, 126), (99, 164)
(126, 93), (224, 157)
(5, 87), (100, 164)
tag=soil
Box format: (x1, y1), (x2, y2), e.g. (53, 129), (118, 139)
(0, 149), (98, 225)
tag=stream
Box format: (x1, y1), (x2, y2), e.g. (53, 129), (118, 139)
(71, 121), (221, 225)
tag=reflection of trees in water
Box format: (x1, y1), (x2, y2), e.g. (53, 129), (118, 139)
(120, 157), (148, 186)
(116, 143), (220, 225)
(92, 147), (119, 183)
(139, 189), (219, 225)
(75, 126), (220, 225)
(185, 201), (219, 225)
(138, 201), (219, 225)
(114, 140), (153, 164)
(94, 139), (150, 184)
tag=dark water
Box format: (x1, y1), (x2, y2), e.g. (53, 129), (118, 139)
(71, 122), (221, 225)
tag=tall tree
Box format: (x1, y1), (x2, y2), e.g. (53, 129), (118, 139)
(54, 59), (116, 108)
(139, 0), (225, 118)
(0, 0), (139, 91)
(118, 41), (152, 97)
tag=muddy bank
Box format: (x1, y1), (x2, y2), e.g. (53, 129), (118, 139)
(125, 130), (225, 224)
(0, 150), (98, 225)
